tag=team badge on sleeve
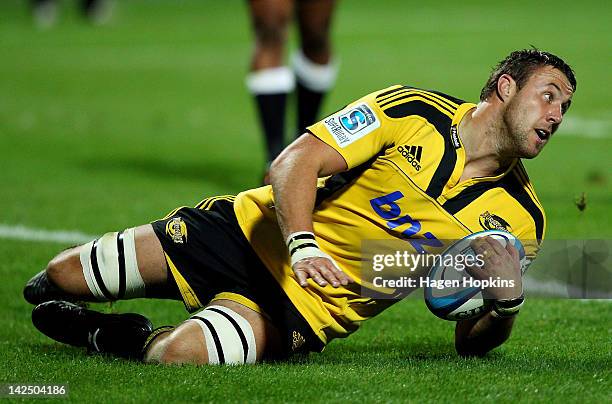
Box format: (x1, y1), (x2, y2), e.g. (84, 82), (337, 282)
(323, 103), (380, 148)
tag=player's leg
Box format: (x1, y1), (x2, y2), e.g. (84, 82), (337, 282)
(23, 224), (177, 305)
(144, 299), (282, 365)
(80, 0), (114, 26)
(31, 297), (281, 363)
(293, 0), (338, 134)
(31, 0), (58, 29)
(246, 0), (295, 175)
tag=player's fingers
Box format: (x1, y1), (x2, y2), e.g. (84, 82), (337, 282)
(294, 267), (309, 287)
(317, 264), (340, 288)
(470, 238), (488, 259)
(306, 267), (328, 287)
(327, 260), (354, 285)
(505, 243), (521, 271)
(505, 242), (519, 259)
(483, 236), (507, 256)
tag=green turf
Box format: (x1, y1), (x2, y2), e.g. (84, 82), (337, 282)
(0, 0), (610, 402)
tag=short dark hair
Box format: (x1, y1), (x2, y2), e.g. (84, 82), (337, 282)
(479, 48), (577, 102)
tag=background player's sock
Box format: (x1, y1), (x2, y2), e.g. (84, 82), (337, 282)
(246, 67), (295, 164)
(292, 50), (339, 135)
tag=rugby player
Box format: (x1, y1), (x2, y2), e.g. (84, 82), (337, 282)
(246, 0), (338, 182)
(24, 49), (575, 363)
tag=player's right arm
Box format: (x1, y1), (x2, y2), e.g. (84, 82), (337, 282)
(269, 133), (352, 288)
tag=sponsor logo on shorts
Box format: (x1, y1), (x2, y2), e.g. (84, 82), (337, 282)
(291, 330), (306, 351)
(323, 103), (380, 148)
(479, 211), (511, 231)
(166, 217), (187, 244)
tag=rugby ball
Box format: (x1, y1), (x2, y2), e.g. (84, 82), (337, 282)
(424, 230), (526, 321)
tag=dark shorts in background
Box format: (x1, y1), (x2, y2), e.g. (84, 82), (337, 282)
(151, 196), (324, 357)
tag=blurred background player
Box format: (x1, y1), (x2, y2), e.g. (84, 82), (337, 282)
(246, 0), (339, 183)
(31, 0), (114, 29)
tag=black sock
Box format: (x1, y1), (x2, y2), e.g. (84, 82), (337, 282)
(296, 81), (325, 137)
(254, 93), (287, 162)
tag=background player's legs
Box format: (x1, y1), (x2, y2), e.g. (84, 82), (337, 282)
(293, 0), (338, 134)
(144, 299), (282, 365)
(38, 224), (175, 302)
(246, 0), (295, 170)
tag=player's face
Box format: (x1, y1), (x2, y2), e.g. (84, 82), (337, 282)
(503, 66), (574, 159)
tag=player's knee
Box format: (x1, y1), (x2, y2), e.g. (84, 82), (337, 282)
(45, 248), (80, 292)
(254, 16), (289, 47)
(158, 327), (207, 365)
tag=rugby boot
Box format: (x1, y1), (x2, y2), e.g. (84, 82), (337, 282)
(32, 300), (153, 359)
(24, 270), (73, 305)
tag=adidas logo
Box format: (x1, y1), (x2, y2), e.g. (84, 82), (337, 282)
(397, 145), (422, 171)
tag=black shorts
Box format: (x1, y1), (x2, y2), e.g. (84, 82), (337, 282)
(151, 196), (324, 357)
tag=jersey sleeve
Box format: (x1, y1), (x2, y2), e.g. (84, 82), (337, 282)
(307, 86), (403, 169)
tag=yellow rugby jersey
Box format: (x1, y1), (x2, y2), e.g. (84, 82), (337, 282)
(233, 85), (545, 344)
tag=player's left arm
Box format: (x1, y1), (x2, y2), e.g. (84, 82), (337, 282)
(454, 236), (523, 357)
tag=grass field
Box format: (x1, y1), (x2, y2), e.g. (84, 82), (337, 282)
(0, 0), (610, 402)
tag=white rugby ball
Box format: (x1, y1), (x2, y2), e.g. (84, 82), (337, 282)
(424, 230), (526, 321)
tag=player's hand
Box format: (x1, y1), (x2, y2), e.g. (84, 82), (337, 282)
(466, 236), (522, 300)
(292, 256), (354, 288)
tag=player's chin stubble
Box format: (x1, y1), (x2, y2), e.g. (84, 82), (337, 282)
(502, 102), (538, 159)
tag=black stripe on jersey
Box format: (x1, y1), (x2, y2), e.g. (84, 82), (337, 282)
(381, 99), (456, 200)
(515, 163), (545, 212)
(116, 231), (126, 300)
(313, 152), (380, 207)
(428, 89), (466, 106)
(193, 317), (225, 364)
(379, 92), (456, 116)
(206, 307), (249, 363)
(90, 239), (115, 301)
(376, 86), (405, 100)
(442, 182), (493, 215)
(377, 86), (460, 112)
(441, 170), (544, 242)
(501, 173), (545, 242)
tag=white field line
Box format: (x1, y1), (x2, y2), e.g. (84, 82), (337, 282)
(556, 116), (612, 138)
(0, 223), (96, 245)
(523, 276), (612, 299)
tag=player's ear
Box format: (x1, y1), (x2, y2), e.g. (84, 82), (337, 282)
(496, 74), (516, 102)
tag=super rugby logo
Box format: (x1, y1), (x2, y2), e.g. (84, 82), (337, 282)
(166, 217), (187, 244)
(479, 211), (511, 231)
(324, 103), (380, 148)
(340, 109), (367, 132)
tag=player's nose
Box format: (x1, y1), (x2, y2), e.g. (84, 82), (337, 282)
(547, 104), (563, 125)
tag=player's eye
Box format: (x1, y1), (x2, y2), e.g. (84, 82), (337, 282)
(544, 93), (553, 103)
